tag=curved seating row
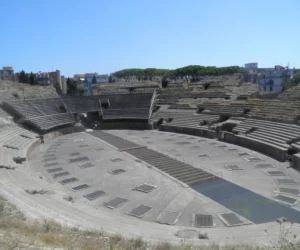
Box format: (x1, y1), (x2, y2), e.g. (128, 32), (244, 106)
(198, 100), (300, 124)
(3, 92), (155, 131)
(151, 109), (219, 138)
(0, 126), (39, 168)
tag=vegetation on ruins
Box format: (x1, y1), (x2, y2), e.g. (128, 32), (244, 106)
(113, 68), (170, 82)
(54, 81), (62, 95)
(285, 71), (300, 90)
(19, 70), (38, 85)
(18, 70), (30, 84)
(108, 75), (115, 83)
(112, 66), (244, 83)
(66, 77), (87, 96)
(29, 72), (36, 85)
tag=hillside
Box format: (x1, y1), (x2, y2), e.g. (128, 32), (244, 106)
(0, 80), (58, 102)
(280, 84), (300, 100)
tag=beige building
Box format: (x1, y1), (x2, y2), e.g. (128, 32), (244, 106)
(0, 66), (14, 81)
(36, 70), (61, 86)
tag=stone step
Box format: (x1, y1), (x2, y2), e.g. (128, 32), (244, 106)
(164, 166), (202, 176)
(171, 170), (209, 179)
(180, 174), (217, 186)
(149, 161), (186, 169)
(251, 130), (295, 143)
(249, 132), (290, 144)
(159, 164), (190, 172)
(245, 134), (290, 149)
(235, 124), (300, 138)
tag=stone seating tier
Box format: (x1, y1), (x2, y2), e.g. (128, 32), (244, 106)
(26, 113), (75, 131)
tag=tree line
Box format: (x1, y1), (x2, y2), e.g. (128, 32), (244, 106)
(112, 65), (244, 82)
(113, 68), (170, 82)
(18, 70), (38, 85)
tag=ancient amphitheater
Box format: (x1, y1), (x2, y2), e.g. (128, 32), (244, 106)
(1, 79), (300, 248)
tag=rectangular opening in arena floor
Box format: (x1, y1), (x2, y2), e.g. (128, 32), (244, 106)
(79, 162), (94, 168)
(127, 204), (152, 218)
(70, 152), (80, 156)
(274, 195), (298, 206)
(84, 190), (106, 200)
(254, 163), (274, 169)
(278, 187), (299, 196)
(44, 162), (59, 167)
(105, 197), (128, 209)
(47, 167), (63, 173)
(156, 211), (180, 225)
(111, 158), (123, 162)
(224, 164), (242, 171)
(219, 213), (245, 226)
(275, 178), (297, 185)
(198, 154), (210, 157)
(176, 141), (191, 145)
(69, 156), (89, 163)
(59, 177), (78, 185)
(193, 214), (214, 227)
(53, 172), (70, 178)
(70, 184), (91, 192)
(236, 152), (250, 156)
(266, 171), (286, 176)
(225, 148), (238, 152)
(245, 157), (263, 162)
(109, 169), (126, 175)
(133, 184), (156, 193)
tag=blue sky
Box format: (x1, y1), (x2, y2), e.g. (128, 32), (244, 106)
(1, 0), (299, 77)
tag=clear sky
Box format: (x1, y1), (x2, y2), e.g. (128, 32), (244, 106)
(1, 0), (299, 77)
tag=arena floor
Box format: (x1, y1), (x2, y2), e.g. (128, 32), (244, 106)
(2, 129), (300, 245)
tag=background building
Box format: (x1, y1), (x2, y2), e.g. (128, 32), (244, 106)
(0, 66), (14, 81)
(74, 73), (109, 84)
(244, 63), (294, 93)
(36, 70), (61, 86)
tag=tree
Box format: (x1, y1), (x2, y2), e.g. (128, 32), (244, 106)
(54, 81), (62, 95)
(112, 65), (243, 83)
(162, 78), (168, 88)
(19, 70), (29, 84)
(29, 72), (36, 85)
(78, 86), (87, 96)
(66, 77), (78, 95)
(144, 68), (156, 81)
(92, 75), (97, 84)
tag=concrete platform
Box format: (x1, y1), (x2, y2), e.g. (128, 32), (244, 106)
(1, 130), (300, 245)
